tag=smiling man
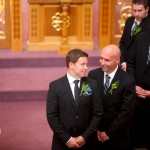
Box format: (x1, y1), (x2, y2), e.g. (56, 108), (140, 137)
(88, 45), (136, 150)
(46, 49), (103, 150)
(119, 0), (150, 72)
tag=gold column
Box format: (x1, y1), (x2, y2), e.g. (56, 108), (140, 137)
(99, 0), (112, 50)
(59, 3), (70, 54)
(10, 0), (23, 52)
(98, 0), (132, 49)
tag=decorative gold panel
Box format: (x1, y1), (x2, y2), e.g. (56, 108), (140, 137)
(0, 0), (5, 39)
(101, 0), (109, 36)
(11, 0), (22, 51)
(0, 0), (11, 49)
(117, 0), (132, 34)
(84, 6), (91, 36)
(27, 1), (94, 53)
(12, 0), (21, 39)
(31, 7), (38, 37)
(99, 0), (132, 49)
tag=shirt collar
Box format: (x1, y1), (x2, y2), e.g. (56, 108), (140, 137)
(134, 19), (141, 25)
(67, 73), (81, 84)
(104, 65), (118, 79)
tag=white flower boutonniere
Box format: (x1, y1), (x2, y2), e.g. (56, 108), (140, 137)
(80, 83), (92, 96)
(109, 80), (119, 95)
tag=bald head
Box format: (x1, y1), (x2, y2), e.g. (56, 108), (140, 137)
(99, 44), (121, 74)
(102, 44), (121, 59)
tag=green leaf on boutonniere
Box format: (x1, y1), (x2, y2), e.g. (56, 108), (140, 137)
(133, 26), (142, 36)
(80, 82), (92, 96)
(109, 80), (119, 95)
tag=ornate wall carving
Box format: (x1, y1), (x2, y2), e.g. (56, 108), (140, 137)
(0, 0), (5, 39)
(99, 0), (132, 49)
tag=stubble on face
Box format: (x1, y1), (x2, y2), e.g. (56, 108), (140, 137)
(132, 4), (148, 21)
(69, 57), (88, 79)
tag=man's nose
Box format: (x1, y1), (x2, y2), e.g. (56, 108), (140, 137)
(84, 64), (88, 70)
(135, 11), (139, 16)
(100, 59), (105, 65)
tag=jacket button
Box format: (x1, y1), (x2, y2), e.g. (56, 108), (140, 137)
(75, 116), (78, 119)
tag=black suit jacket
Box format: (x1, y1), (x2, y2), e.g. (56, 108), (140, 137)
(119, 15), (150, 63)
(88, 67), (136, 146)
(127, 31), (150, 110)
(46, 75), (103, 150)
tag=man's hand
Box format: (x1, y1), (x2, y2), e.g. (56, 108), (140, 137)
(121, 62), (127, 72)
(66, 137), (80, 148)
(136, 86), (150, 99)
(75, 136), (86, 148)
(97, 130), (109, 143)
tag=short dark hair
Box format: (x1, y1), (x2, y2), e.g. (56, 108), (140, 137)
(132, 0), (149, 8)
(66, 49), (88, 68)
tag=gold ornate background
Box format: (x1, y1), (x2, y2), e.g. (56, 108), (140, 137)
(0, 0), (132, 51)
(99, 0), (132, 49)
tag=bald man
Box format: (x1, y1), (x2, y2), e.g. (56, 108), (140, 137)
(88, 45), (136, 150)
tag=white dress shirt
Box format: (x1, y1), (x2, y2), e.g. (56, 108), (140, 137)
(104, 66), (118, 87)
(67, 73), (80, 99)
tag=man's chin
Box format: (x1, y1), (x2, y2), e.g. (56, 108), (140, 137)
(81, 73), (86, 77)
(136, 18), (142, 21)
(101, 68), (106, 72)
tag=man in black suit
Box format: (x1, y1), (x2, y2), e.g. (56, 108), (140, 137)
(119, 0), (150, 72)
(46, 49), (103, 150)
(127, 31), (150, 150)
(88, 45), (136, 150)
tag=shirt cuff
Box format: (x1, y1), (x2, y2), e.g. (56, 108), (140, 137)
(66, 137), (73, 144)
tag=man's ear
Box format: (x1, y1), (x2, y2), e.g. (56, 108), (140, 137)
(69, 62), (75, 69)
(117, 58), (120, 64)
(146, 6), (149, 13)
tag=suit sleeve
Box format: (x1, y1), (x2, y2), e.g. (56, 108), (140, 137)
(81, 80), (103, 140)
(126, 38), (137, 79)
(88, 70), (96, 80)
(46, 82), (71, 144)
(119, 19), (130, 63)
(105, 78), (136, 137)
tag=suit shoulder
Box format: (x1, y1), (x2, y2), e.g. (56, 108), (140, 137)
(125, 16), (134, 23)
(143, 14), (150, 21)
(120, 70), (135, 83)
(82, 76), (97, 84)
(50, 75), (66, 86)
(88, 68), (101, 74)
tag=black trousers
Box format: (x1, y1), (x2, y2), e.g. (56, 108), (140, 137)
(129, 105), (150, 149)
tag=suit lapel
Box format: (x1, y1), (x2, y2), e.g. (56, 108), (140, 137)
(127, 18), (142, 48)
(62, 75), (77, 112)
(76, 77), (88, 112)
(104, 68), (121, 102)
(128, 16), (149, 49)
(95, 69), (106, 103)
(144, 62), (150, 72)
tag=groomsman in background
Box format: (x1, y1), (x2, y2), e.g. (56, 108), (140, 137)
(119, 0), (150, 72)
(88, 45), (136, 150)
(127, 30), (150, 150)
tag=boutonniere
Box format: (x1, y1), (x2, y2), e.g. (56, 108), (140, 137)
(80, 82), (92, 96)
(109, 80), (119, 95)
(133, 26), (142, 36)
